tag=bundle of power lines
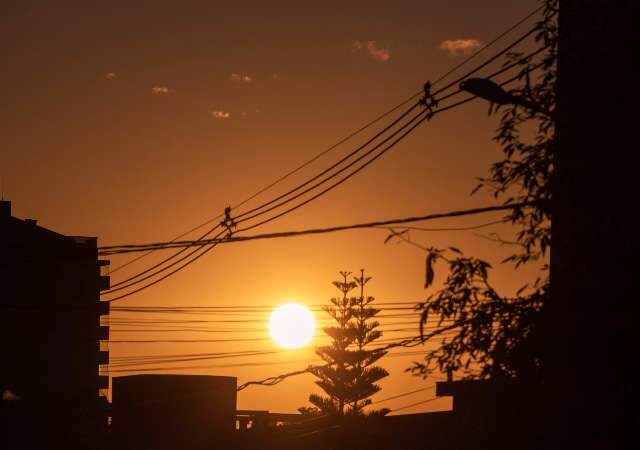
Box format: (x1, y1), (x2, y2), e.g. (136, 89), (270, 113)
(104, 301), (459, 374)
(103, 303), (456, 413)
(104, 299), (479, 416)
(98, 5), (551, 305)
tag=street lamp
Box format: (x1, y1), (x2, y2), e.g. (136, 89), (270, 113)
(460, 78), (553, 117)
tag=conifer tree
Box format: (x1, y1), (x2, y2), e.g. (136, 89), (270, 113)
(304, 270), (389, 417)
(348, 270), (389, 416)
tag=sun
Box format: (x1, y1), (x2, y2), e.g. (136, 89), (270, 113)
(269, 303), (316, 349)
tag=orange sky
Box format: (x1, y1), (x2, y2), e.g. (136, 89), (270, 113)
(1, 0), (543, 414)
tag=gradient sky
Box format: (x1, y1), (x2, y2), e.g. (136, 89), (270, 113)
(2, 0), (543, 414)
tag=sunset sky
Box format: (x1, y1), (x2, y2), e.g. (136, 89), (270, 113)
(2, 0), (543, 414)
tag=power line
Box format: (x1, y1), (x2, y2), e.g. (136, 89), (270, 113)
(102, 105), (426, 298)
(109, 335), (430, 366)
(107, 327), (441, 335)
(103, 228), (226, 294)
(104, 343), (440, 371)
(233, 4), (547, 221)
(107, 321), (425, 331)
(107, 102), (421, 285)
(108, 311), (418, 318)
(434, 42), (551, 105)
(105, 333), (436, 344)
(371, 385), (436, 405)
(107, 303), (419, 316)
(106, 349), (439, 374)
(390, 396), (442, 413)
(107, 101), (417, 275)
(108, 4), (544, 275)
(0, 300), (419, 313)
(100, 203), (527, 255)
(430, 4), (545, 86)
(109, 300), (417, 310)
(233, 103), (421, 222)
(109, 307), (421, 316)
(108, 351), (284, 368)
(107, 358), (319, 374)
(102, 233), (225, 302)
(109, 218), (223, 274)
(106, 225), (223, 290)
(104, 314), (446, 329)
(229, 44), (548, 236)
(101, 52), (549, 258)
(430, 7), (549, 97)
(108, 315), (416, 322)
(375, 218), (507, 233)
(107, 320), (421, 329)
(235, 334), (429, 391)
(100, 28), (549, 300)
(238, 111), (429, 233)
(100, 107), (426, 301)
(108, 337), (270, 344)
(102, 16), (540, 278)
(108, 96), (420, 279)
(230, 13), (551, 231)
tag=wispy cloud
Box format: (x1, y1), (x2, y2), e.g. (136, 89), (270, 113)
(151, 86), (170, 94)
(211, 110), (231, 119)
(105, 72), (117, 80)
(439, 39), (483, 56)
(366, 41), (391, 62)
(231, 73), (252, 83)
(352, 40), (391, 62)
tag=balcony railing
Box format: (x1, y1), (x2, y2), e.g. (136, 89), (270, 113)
(98, 351), (109, 365)
(98, 301), (110, 316)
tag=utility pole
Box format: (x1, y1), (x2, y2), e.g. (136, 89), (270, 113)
(548, 1), (638, 449)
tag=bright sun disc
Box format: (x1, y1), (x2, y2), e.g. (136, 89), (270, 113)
(269, 303), (316, 349)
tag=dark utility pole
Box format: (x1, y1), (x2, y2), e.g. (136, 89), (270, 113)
(547, 1), (639, 448)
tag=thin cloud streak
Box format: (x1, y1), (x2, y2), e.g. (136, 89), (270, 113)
(211, 110), (231, 119)
(366, 41), (391, 62)
(352, 40), (391, 62)
(231, 73), (252, 83)
(151, 86), (170, 94)
(439, 39), (483, 56)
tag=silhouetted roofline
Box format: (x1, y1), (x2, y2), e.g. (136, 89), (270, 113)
(1, 201), (97, 250)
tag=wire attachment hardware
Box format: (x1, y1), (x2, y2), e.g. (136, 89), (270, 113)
(419, 81), (439, 119)
(220, 206), (237, 239)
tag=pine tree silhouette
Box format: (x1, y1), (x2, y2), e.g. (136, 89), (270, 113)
(304, 270), (389, 417)
(348, 270), (389, 416)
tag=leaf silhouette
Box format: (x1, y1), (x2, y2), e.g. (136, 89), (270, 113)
(425, 253), (435, 288)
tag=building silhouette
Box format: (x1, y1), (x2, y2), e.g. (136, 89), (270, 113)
(242, 379), (541, 450)
(0, 200), (111, 449)
(112, 374), (237, 450)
